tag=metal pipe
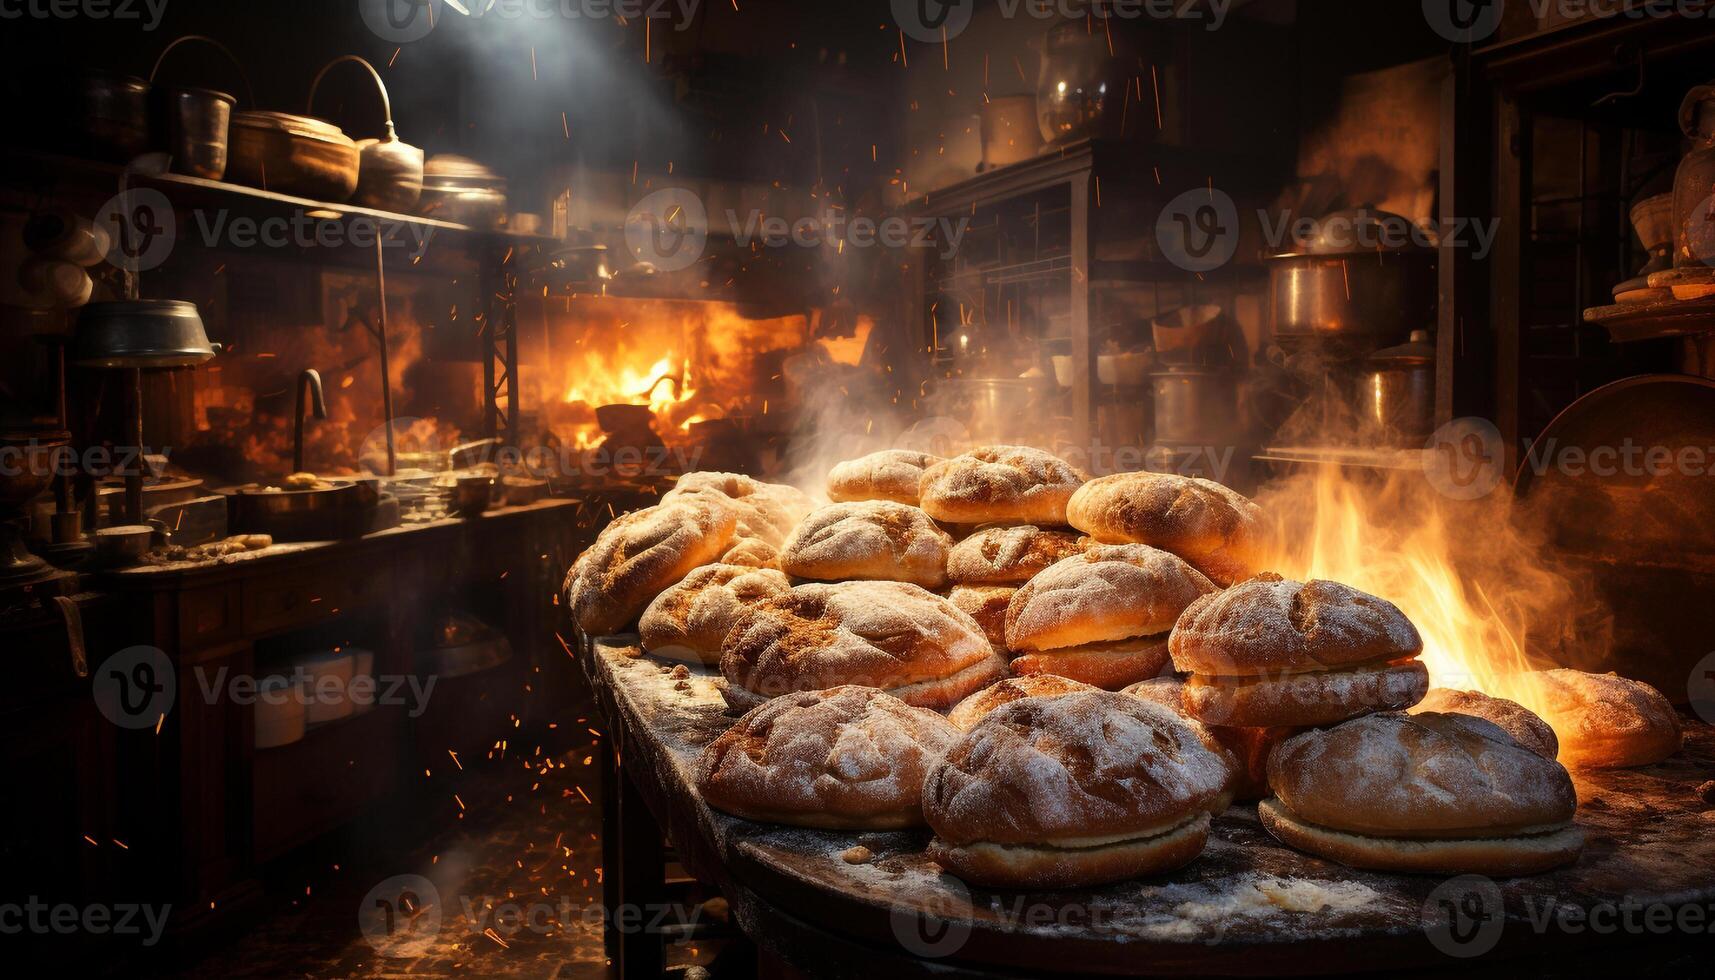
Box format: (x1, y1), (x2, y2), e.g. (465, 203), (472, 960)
(125, 368), (144, 525)
(373, 235), (396, 476)
(294, 368), (326, 474)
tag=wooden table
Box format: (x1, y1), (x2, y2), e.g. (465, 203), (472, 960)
(580, 638), (1715, 977)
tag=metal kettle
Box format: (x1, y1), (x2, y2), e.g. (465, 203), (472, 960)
(307, 55), (424, 213)
(1672, 81), (1715, 268)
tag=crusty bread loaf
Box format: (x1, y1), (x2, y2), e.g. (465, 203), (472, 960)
(1181, 660), (1430, 728)
(1066, 472), (1264, 586)
(1009, 637), (1173, 691)
(1522, 669), (1682, 769)
(946, 525), (1088, 585)
(720, 581), (1005, 709)
(1169, 573), (1423, 676)
(639, 564), (792, 664)
(1122, 676), (1294, 803)
(918, 446), (1086, 526)
(1412, 688), (1559, 761)
(695, 686), (958, 829)
(946, 584), (1015, 648)
(926, 814), (1212, 890)
(1257, 800), (1585, 876)
(946, 675), (1096, 731)
(665, 471), (814, 548)
(779, 501), (952, 588)
(925, 691), (1228, 845)
(1267, 712), (1578, 838)
(826, 450), (943, 506)
(564, 499), (738, 635)
(1006, 544), (1215, 652)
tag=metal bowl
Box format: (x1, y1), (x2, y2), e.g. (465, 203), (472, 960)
(74, 300), (218, 369)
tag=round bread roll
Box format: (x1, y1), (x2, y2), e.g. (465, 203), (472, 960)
(1262, 712), (1583, 875)
(720, 581), (1006, 710)
(827, 450), (943, 506)
(946, 584), (1015, 648)
(1169, 573), (1424, 676)
(1412, 688), (1559, 761)
(1123, 676), (1293, 803)
(696, 686), (958, 829)
(1010, 638), (1173, 692)
(918, 446), (1087, 526)
(779, 501), (952, 588)
(717, 536), (781, 569)
(1182, 660), (1431, 728)
(639, 564), (792, 664)
(564, 499), (739, 635)
(946, 675), (1096, 731)
(1007, 545), (1216, 652)
(1066, 472), (1264, 586)
(946, 525), (1088, 585)
(665, 472), (814, 547)
(1523, 669), (1682, 769)
(924, 691), (1229, 888)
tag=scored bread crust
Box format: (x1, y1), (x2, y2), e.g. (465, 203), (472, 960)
(1006, 544), (1216, 652)
(1009, 637), (1173, 691)
(918, 446), (1087, 526)
(1266, 712), (1579, 838)
(946, 675), (1098, 731)
(827, 450), (944, 506)
(1065, 472), (1264, 586)
(779, 501), (952, 588)
(664, 472), (814, 546)
(1258, 799), (1584, 876)
(1181, 660), (1430, 728)
(695, 686), (959, 829)
(565, 499), (739, 635)
(639, 564), (793, 664)
(1123, 676), (1293, 803)
(928, 813), (1210, 889)
(923, 691), (1229, 846)
(946, 525), (1089, 585)
(1412, 688), (1560, 761)
(1169, 574), (1424, 676)
(946, 584), (1016, 648)
(1523, 669), (1683, 770)
(720, 581), (1003, 709)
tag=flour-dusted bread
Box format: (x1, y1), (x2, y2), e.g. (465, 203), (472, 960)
(639, 564), (792, 664)
(826, 450), (943, 506)
(779, 501), (952, 588)
(1066, 471), (1264, 586)
(918, 446), (1086, 526)
(946, 525), (1089, 585)
(1522, 669), (1681, 769)
(564, 498), (738, 635)
(1412, 688), (1559, 761)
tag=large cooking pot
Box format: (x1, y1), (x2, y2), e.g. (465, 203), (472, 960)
(1151, 367), (1240, 448)
(925, 377), (1050, 447)
(228, 111), (360, 202)
(1359, 330), (1436, 446)
(306, 56), (424, 212)
(1267, 208), (1436, 348)
(226, 480), (365, 542)
(74, 300), (219, 369)
(419, 155), (508, 229)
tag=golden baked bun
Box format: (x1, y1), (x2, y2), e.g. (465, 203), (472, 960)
(1066, 472), (1264, 586)
(565, 499), (738, 635)
(1170, 573), (1424, 676)
(720, 581), (1006, 710)
(1008, 544), (1216, 652)
(1010, 639), (1173, 691)
(1523, 669), (1682, 769)
(1412, 688), (1559, 761)
(946, 584), (1015, 648)
(918, 446), (1087, 526)
(1182, 660), (1430, 728)
(1261, 712), (1583, 876)
(717, 536), (781, 569)
(696, 686), (958, 829)
(946, 675), (1096, 731)
(924, 691), (1229, 888)
(779, 501), (952, 587)
(1122, 676), (1293, 803)
(639, 564), (792, 664)
(826, 450), (943, 506)
(665, 472), (815, 558)
(946, 525), (1088, 585)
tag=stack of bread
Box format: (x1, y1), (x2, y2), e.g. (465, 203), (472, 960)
(567, 453), (1686, 892)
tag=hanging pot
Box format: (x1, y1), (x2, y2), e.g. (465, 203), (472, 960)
(74, 300), (219, 369)
(228, 110), (360, 201)
(148, 35), (251, 180)
(306, 55), (424, 212)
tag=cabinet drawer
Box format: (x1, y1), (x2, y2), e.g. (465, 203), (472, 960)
(178, 585), (241, 650)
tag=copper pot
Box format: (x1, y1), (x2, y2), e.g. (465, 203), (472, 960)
(419, 155), (508, 229)
(307, 56), (424, 212)
(228, 111), (360, 202)
(147, 36), (250, 180)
